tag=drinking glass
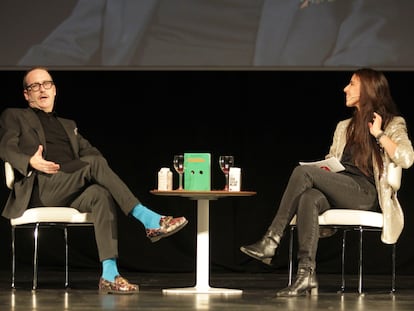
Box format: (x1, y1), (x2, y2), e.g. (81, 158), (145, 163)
(173, 154), (185, 190)
(218, 155), (234, 191)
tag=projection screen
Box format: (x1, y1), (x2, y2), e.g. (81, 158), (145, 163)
(2, 0), (414, 70)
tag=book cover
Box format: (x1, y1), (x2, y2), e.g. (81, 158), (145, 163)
(184, 153), (211, 190)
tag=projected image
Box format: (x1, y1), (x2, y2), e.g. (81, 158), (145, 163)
(2, 0), (414, 69)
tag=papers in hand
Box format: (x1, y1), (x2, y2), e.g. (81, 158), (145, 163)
(299, 157), (345, 173)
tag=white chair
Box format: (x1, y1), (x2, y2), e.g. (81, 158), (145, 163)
(288, 163), (402, 295)
(4, 161), (94, 290)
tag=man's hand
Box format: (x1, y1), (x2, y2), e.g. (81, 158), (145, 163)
(29, 145), (60, 174)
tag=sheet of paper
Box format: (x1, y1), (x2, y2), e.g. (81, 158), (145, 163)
(299, 157), (345, 173)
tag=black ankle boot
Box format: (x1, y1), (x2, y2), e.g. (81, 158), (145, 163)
(275, 267), (318, 297)
(240, 230), (281, 265)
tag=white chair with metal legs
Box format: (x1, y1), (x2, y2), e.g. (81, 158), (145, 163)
(289, 209), (396, 294)
(4, 161), (94, 290)
(288, 163), (401, 294)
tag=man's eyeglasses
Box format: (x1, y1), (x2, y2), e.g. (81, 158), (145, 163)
(25, 81), (54, 92)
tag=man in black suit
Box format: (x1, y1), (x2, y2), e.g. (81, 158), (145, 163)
(0, 67), (188, 294)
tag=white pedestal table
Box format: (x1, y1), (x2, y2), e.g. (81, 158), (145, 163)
(150, 190), (256, 295)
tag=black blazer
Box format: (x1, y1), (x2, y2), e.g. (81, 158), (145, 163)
(0, 107), (101, 218)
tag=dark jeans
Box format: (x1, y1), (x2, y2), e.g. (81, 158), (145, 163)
(34, 155), (140, 261)
(268, 165), (378, 269)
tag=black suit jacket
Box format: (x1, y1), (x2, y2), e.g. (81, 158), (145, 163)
(0, 107), (101, 218)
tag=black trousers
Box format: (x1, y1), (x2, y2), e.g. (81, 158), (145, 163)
(34, 155), (140, 261)
(267, 165), (378, 269)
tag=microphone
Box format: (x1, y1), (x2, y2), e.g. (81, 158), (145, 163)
(347, 95), (359, 100)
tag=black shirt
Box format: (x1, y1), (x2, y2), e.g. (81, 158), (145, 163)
(340, 143), (375, 186)
(33, 108), (87, 173)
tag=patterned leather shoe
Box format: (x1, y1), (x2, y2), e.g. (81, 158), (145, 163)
(146, 216), (188, 243)
(99, 275), (139, 294)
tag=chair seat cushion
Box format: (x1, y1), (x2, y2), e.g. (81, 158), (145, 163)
(11, 207), (93, 226)
(290, 209), (383, 228)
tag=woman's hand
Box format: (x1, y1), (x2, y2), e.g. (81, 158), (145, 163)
(368, 112), (383, 137)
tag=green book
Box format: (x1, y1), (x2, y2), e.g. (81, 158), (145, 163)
(184, 153), (211, 190)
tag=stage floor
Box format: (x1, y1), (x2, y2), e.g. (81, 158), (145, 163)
(1, 270), (413, 311)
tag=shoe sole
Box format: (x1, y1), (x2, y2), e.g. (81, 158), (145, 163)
(240, 246), (273, 266)
(150, 219), (189, 243)
(276, 287), (318, 297)
(99, 289), (139, 295)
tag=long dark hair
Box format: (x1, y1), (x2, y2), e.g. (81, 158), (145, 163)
(346, 68), (399, 176)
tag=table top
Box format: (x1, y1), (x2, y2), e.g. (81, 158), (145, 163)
(150, 190), (256, 200)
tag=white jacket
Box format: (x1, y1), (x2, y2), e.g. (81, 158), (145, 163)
(327, 117), (414, 244)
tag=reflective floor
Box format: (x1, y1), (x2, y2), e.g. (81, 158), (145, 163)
(1, 270), (413, 311)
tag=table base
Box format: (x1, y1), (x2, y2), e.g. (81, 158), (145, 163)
(150, 191), (256, 296)
(163, 286), (242, 295)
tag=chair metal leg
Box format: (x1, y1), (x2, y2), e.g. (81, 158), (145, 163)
(391, 243), (396, 293)
(341, 229), (347, 293)
(11, 226), (16, 289)
(64, 227), (69, 288)
(358, 227), (363, 295)
(288, 223), (394, 294)
(33, 223), (40, 290)
(288, 226), (295, 286)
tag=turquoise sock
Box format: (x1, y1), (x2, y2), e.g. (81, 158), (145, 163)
(102, 258), (119, 282)
(131, 203), (162, 229)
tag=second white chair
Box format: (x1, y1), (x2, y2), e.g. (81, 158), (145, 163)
(288, 163), (402, 294)
(289, 209), (395, 294)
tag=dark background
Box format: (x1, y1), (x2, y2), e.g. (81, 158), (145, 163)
(0, 70), (413, 281)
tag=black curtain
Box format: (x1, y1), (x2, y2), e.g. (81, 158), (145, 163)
(0, 70), (413, 276)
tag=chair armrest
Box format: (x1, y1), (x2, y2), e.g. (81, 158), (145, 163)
(5, 161), (15, 190)
(387, 162), (402, 191)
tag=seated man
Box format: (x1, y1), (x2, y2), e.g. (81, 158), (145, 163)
(0, 66), (188, 294)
